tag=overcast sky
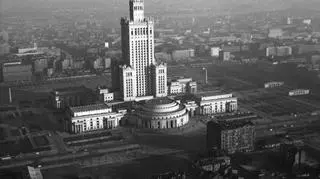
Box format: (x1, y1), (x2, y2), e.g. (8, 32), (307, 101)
(1, 0), (320, 13)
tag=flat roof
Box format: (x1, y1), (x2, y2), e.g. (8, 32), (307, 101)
(70, 103), (109, 113)
(209, 120), (254, 130)
(195, 91), (230, 98)
(52, 86), (90, 94)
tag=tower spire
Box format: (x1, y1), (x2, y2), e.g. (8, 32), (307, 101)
(129, 0), (145, 22)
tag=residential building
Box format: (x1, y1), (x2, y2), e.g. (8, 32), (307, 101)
(171, 49), (195, 61)
(266, 46), (292, 57)
(196, 92), (238, 115)
(210, 47), (221, 57)
(33, 58), (48, 73)
(288, 89), (310, 96)
(66, 103), (124, 133)
(264, 81), (284, 88)
(219, 51), (231, 61)
(1, 62), (33, 82)
(207, 120), (255, 154)
(268, 28), (283, 38)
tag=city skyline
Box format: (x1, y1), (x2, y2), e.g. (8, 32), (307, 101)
(1, 0), (320, 178)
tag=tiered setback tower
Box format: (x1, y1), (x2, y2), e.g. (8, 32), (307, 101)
(118, 0), (167, 101)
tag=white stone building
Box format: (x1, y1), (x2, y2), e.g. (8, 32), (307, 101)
(116, 0), (168, 101)
(66, 104), (124, 134)
(196, 93), (238, 115)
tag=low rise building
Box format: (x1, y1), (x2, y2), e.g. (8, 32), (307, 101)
(1, 61), (33, 82)
(96, 86), (114, 102)
(210, 47), (221, 57)
(219, 51), (231, 61)
(207, 120), (255, 154)
(66, 103), (124, 133)
(132, 98), (189, 129)
(196, 92), (238, 115)
(268, 28), (283, 38)
(168, 78), (197, 95)
(49, 86), (95, 109)
(266, 46), (292, 57)
(289, 89), (310, 96)
(264, 81), (284, 88)
(171, 49), (195, 61)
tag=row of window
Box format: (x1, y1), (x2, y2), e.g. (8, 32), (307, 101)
(131, 27), (152, 36)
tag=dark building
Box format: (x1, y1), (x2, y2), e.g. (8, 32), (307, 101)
(49, 86), (95, 110)
(1, 62), (33, 82)
(111, 58), (121, 91)
(207, 120), (255, 154)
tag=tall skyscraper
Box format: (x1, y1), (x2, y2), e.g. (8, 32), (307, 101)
(115, 0), (167, 101)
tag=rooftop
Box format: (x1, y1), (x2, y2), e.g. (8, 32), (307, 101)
(70, 103), (109, 113)
(195, 91), (226, 98)
(145, 97), (173, 105)
(209, 120), (254, 130)
(52, 86), (91, 94)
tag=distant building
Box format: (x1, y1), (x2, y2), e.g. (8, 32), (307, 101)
(219, 51), (231, 61)
(303, 19), (312, 25)
(49, 86), (95, 109)
(193, 156), (231, 173)
(168, 78), (197, 95)
(33, 58), (48, 73)
(155, 52), (172, 62)
(60, 58), (73, 71)
(195, 92), (238, 115)
(289, 89), (310, 96)
(221, 45), (248, 53)
(264, 81), (284, 88)
(172, 49), (195, 61)
(66, 103), (124, 133)
(210, 47), (221, 57)
(93, 57), (111, 70)
(207, 120), (255, 154)
(25, 166), (43, 179)
(298, 44), (320, 54)
(96, 86), (114, 102)
(266, 46), (292, 57)
(1, 62), (33, 82)
(0, 43), (10, 55)
(201, 68), (208, 84)
(268, 28), (283, 38)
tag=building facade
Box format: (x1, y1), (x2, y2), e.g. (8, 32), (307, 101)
(196, 93), (238, 115)
(264, 81), (284, 88)
(172, 49), (195, 61)
(119, 65), (137, 101)
(219, 51), (231, 61)
(152, 63), (167, 97)
(266, 46), (292, 57)
(207, 120), (255, 154)
(132, 98), (189, 129)
(49, 86), (95, 109)
(66, 103), (124, 134)
(288, 89), (310, 96)
(168, 78), (197, 95)
(1, 62), (33, 82)
(96, 86), (114, 102)
(116, 0), (168, 101)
